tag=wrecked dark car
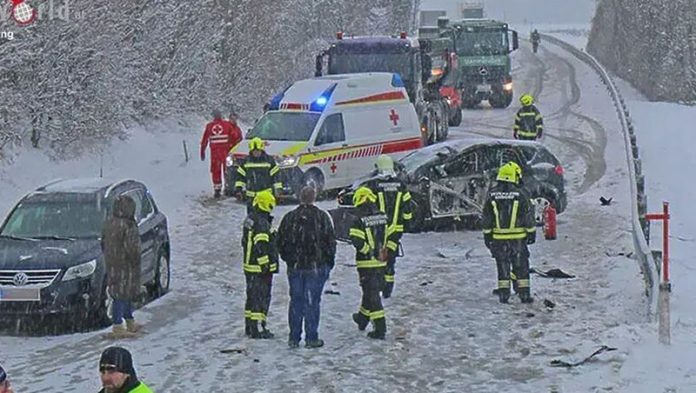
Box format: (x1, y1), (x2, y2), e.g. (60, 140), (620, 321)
(331, 138), (567, 237)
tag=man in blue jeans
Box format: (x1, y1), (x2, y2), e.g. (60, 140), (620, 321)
(277, 186), (336, 348)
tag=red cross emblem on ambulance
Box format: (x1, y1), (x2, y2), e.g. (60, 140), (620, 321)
(389, 109), (399, 126)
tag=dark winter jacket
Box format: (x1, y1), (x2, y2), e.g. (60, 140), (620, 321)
(361, 175), (414, 252)
(101, 196), (142, 301)
(277, 204), (336, 271)
(234, 152), (282, 198)
(481, 181), (536, 245)
(241, 210), (279, 275)
(98, 376), (153, 393)
(514, 104), (543, 139)
(349, 203), (388, 269)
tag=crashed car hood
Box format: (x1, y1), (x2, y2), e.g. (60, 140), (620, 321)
(0, 238), (101, 270)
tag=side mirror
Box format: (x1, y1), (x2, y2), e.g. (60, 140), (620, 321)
(314, 54), (323, 77)
(511, 31), (519, 52)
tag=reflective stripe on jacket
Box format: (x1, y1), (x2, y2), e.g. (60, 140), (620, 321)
(234, 153), (282, 195)
(242, 212), (278, 274)
(481, 182), (536, 241)
(349, 207), (388, 269)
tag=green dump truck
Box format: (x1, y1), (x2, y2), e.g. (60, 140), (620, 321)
(437, 17), (519, 109)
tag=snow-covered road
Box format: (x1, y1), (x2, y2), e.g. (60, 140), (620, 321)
(0, 40), (650, 392)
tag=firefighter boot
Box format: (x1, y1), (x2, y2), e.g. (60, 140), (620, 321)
(498, 288), (510, 304)
(245, 319), (252, 337)
(352, 313), (369, 331)
(214, 189), (221, 199)
(367, 318), (386, 340)
(519, 288), (534, 304)
(248, 321), (263, 339)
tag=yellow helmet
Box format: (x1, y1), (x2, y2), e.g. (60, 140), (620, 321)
(248, 137), (265, 151)
(252, 190), (276, 212)
(353, 186), (377, 207)
(520, 94), (534, 106)
(375, 154), (394, 172)
(496, 161), (522, 184)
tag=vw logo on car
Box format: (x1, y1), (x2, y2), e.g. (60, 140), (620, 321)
(12, 272), (28, 286)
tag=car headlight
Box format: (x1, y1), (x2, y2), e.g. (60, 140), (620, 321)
(276, 155), (299, 168)
(225, 155), (235, 167)
(62, 259), (97, 281)
(503, 82), (513, 91)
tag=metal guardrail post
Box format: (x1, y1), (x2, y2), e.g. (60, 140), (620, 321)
(539, 33), (658, 316)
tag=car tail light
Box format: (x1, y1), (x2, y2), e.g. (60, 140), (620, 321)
(554, 165), (564, 175)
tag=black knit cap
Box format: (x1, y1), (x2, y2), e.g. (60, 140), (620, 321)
(99, 347), (136, 377)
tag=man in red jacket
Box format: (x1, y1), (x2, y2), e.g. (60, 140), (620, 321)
(201, 109), (242, 198)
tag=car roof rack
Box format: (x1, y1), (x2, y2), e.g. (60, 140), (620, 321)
(35, 178), (65, 192)
(104, 179), (134, 198)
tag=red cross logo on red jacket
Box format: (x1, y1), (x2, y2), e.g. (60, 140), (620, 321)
(212, 124), (223, 135)
(389, 109), (399, 126)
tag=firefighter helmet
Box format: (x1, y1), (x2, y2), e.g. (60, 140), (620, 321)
(252, 190), (276, 212)
(375, 154), (395, 173)
(496, 162), (521, 184)
(520, 94), (534, 106)
(248, 137), (265, 151)
(353, 186), (377, 207)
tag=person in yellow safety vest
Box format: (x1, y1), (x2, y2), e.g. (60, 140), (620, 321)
(513, 94), (544, 140)
(360, 154), (413, 298)
(481, 162), (537, 304)
(349, 187), (390, 339)
(241, 190), (279, 338)
(234, 137), (283, 212)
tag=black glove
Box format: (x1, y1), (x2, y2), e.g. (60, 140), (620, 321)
(484, 233), (493, 249)
(527, 232), (536, 245)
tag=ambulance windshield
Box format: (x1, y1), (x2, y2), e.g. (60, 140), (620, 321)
(248, 112), (321, 141)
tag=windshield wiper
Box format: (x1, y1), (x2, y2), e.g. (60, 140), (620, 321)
(0, 234), (39, 241)
(33, 235), (76, 241)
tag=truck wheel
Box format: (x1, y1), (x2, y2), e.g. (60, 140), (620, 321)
(436, 116), (448, 142)
(448, 107), (462, 126)
(489, 92), (513, 108)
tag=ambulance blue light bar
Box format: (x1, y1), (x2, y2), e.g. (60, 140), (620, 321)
(391, 73), (404, 88)
(309, 83), (337, 112)
(266, 85), (292, 111)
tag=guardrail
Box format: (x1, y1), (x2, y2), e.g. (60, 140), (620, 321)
(540, 34), (658, 309)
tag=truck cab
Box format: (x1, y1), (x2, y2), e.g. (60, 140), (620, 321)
(438, 18), (519, 108)
(315, 33), (449, 145)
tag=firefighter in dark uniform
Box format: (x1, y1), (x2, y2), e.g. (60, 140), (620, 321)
(242, 190), (279, 338)
(349, 187), (391, 339)
(234, 137), (283, 212)
(361, 155), (413, 298)
(513, 94), (543, 140)
(482, 162), (537, 304)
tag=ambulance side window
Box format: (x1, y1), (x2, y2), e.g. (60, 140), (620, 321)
(314, 114), (345, 146)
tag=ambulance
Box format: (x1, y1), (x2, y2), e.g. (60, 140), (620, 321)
(225, 72), (424, 197)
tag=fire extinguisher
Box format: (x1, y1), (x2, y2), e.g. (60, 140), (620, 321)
(543, 205), (557, 240)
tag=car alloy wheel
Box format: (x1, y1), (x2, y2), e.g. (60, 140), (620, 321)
(157, 252), (170, 294)
(532, 196), (552, 226)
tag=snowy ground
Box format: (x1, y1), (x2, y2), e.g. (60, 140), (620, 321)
(0, 36), (659, 392)
(607, 77), (696, 391)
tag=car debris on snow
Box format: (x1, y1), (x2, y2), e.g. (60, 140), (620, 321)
(550, 345), (618, 368)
